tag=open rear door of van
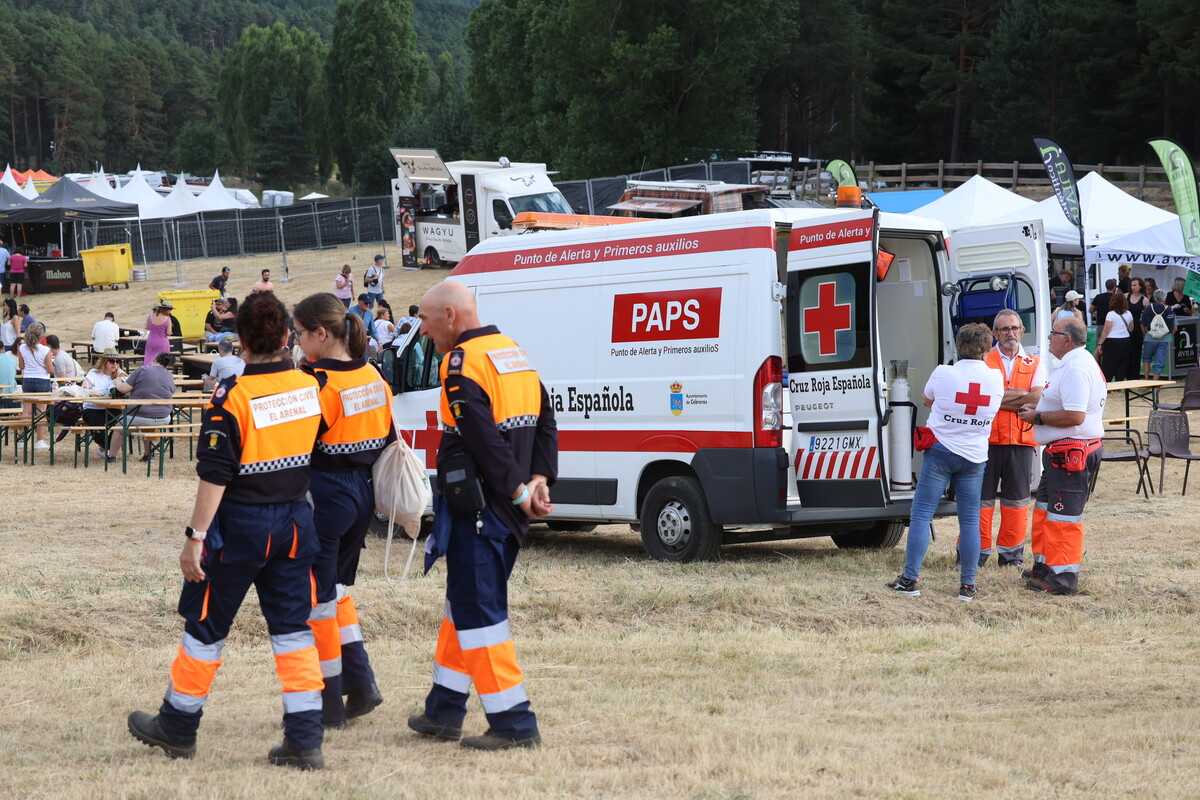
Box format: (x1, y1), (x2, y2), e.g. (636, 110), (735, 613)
(943, 220), (1051, 359)
(785, 209), (891, 508)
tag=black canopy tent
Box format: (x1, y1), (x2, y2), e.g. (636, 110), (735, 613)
(0, 178), (137, 294)
(0, 184), (28, 210)
(0, 176), (137, 223)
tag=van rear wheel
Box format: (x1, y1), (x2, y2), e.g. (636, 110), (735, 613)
(831, 520), (906, 549)
(640, 476), (721, 562)
(424, 247), (441, 268)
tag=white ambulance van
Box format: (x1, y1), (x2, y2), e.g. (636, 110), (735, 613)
(385, 204), (1049, 561)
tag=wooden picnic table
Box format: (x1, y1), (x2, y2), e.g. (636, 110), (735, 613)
(1106, 379), (1176, 417)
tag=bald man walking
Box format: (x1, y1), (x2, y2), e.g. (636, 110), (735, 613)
(407, 280), (557, 750)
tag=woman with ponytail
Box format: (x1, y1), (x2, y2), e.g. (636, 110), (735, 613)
(293, 292), (396, 728)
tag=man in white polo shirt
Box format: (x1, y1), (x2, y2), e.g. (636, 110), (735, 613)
(92, 311), (120, 354)
(1017, 316), (1105, 595)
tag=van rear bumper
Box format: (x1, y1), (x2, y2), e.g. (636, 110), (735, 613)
(693, 447), (954, 526)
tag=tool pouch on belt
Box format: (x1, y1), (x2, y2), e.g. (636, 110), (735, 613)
(439, 450), (486, 516)
(1046, 438), (1101, 472)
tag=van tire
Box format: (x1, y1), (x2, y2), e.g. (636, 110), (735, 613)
(545, 522), (598, 533)
(424, 247), (441, 268)
(831, 520), (905, 550)
(640, 477), (721, 562)
(369, 511), (431, 540)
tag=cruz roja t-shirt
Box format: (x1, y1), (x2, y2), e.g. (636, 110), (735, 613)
(922, 359), (1004, 463)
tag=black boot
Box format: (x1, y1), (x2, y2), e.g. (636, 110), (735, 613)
(268, 743), (324, 770)
(345, 682), (383, 720)
(407, 713), (462, 741)
(127, 710), (196, 759)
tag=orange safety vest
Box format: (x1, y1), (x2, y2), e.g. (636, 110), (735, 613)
(985, 348), (1038, 447)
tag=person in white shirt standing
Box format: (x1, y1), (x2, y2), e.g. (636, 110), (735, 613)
(887, 324), (1004, 601)
(92, 312), (120, 354)
(364, 254), (385, 303)
(1017, 316), (1105, 595)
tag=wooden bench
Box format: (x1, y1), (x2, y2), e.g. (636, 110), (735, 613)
(132, 426), (202, 477)
(58, 425), (115, 469)
(128, 423), (204, 477)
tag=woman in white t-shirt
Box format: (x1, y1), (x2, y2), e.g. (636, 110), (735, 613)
(16, 322), (54, 449)
(81, 352), (127, 454)
(1, 299), (18, 349)
(887, 323), (1004, 602)
(372, 305), (396, 350)
(1097, 290), (1134, 381)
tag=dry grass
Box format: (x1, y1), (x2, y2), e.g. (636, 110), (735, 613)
(21, 244), (445, 346)
(1, 428), (1198, 798)
(3, 257), (1200, 797)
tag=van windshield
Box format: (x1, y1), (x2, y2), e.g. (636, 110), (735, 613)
(509, 192), (573, 215)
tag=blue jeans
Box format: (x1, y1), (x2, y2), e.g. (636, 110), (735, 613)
(903, 442), (986, 585)
(1142, 338), (1169, 374)
(205, 331), (234, 343)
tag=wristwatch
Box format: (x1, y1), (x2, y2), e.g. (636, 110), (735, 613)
(1034, 412), (1043, 426)
(184, 526), (207, 542)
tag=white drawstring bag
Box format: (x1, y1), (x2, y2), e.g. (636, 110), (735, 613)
(372, 434), (432, 585)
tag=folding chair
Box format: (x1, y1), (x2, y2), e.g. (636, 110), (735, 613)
(1146, 409), (1200, 495)
(1158, 366), (1200, 412)
(1093, 430), (1154, 498)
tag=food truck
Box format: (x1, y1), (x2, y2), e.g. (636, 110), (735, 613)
(389, 148), (573, 268)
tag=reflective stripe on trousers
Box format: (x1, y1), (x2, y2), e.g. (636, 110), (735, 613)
(271, 630), (324, 714)
(165, 633), (225, 713)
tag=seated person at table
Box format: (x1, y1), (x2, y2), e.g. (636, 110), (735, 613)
(204, 298), (237, 343)
(47, 335), (83, 378)
(0, 340), (17, 408)
(92, 312), (120, 354)
(106, 352), (176, 462)
(209, 338), (245, 382)
(81, 350), (127, 455)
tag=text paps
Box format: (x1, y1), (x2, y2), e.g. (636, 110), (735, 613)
(611, 287), (722, 343)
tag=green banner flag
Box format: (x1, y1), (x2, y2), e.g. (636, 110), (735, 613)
(1185, 271), (1200, 299)
(826, 160), (858, 189)
(1147, 138), (1200, 256)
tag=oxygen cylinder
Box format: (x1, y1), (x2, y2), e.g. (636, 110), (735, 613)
(888, 360), (914, 491)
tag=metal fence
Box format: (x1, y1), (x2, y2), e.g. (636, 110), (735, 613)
(754, 161), (1186, 201)
(82, 196), (392, 268)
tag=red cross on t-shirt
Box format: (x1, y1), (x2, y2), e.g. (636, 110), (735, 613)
(804, 281), (851, 357)
(954, 382), (991, 415)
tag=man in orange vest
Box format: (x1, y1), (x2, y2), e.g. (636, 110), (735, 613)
(977, 309), (1046, 567)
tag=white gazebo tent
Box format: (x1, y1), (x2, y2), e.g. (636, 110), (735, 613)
(117, 172), (165, 216)
(984, 172), (1176, 252)
(910, 175), (1036, 231)
(0, 165), (24, 194)
(20, 173), (38, 199)
(1085, 217), (1200, 283)
(195, 170), (246, 212)
(82, 168), (120, 201)
(141, 176), (206, 220)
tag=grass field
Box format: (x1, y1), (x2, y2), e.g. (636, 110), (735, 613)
(2, 258), (1199, 798)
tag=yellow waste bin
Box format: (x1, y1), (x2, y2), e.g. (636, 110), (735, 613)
(158, 289), (220, 339)
(80, 243), (134, 287)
